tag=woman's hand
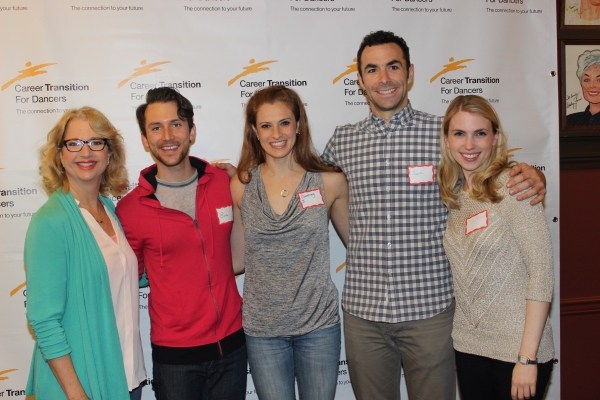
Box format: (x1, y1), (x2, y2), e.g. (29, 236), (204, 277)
(48, 354), (90, 400)
(511, 363), (538, 400)
(512, 301), (550, 399)
(215, 162), (238, 179)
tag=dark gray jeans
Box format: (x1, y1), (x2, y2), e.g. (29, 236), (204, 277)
(343, 300), (456, 400)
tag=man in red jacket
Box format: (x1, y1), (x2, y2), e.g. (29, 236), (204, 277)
(116, 87), (246, 400)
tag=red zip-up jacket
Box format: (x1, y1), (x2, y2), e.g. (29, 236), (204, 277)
(116, 157), (243, 362)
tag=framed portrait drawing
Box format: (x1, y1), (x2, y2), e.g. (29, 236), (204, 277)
(561, 41), (600, 134)
(559, 4), (600, 168)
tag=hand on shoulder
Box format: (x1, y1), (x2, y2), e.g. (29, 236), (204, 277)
(507, 162), (546, 206)
(214, 162), (238, 179)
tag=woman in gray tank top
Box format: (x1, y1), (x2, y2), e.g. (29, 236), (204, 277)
(230, 86), (349, 400)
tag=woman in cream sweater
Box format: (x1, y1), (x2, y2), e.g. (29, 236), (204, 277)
(437, 95), (555, 400)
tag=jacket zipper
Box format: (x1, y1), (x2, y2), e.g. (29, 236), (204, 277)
(194, 219), (223, 357)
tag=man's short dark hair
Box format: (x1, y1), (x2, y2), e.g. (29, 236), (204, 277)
(357, 31), (411, 77)
(136, 87), (194, 136)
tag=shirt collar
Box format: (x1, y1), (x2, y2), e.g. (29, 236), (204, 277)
(369, 101), (415, 132)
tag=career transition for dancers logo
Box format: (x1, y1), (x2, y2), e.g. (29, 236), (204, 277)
(430, 57), (475, 83)
(118, 59), (171, 88)
(119, 60), (202, 103)
(229, 58), (308, 100)
(228, 58), (278, 86)
(430, 56), (502, 97)
(2, 61), (57, 91)
(4, 61), (89, 105)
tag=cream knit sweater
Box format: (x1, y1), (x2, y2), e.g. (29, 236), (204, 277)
(443, 170), (555, 363)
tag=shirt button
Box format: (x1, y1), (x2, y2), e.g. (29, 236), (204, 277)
(387, 242), (392, 248)
(386, 187), (390, 192)
(387, 214), (391, 220)
(385, 160), (390, 166)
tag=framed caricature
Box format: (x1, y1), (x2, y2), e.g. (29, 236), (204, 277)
(559, 1), (600, 168)
(561, 41), (600, 131)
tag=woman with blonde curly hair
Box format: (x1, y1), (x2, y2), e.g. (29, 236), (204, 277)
(25, 107), (146, 400)
(438, 95), (555, 400)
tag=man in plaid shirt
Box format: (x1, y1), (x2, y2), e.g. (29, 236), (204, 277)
(321, 31), (546, 400)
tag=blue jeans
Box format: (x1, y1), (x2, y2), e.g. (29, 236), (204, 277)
(246, 323), (341, 400)
(152, 344), (247, 400)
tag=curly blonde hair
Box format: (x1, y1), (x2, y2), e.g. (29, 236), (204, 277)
(437, 95), (514, 210)
(39, 107), (128, 197)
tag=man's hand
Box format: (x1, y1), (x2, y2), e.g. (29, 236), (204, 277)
(214, 162), (238, 179)
(507, 163), (546, 206)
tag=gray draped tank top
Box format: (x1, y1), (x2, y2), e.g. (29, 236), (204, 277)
(240, 166), (340, 337)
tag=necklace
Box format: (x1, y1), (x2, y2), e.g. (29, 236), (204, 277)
(92, 198), (104, 224)
(280, 189), (289, 197)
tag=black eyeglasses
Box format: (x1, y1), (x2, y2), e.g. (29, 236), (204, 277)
(61, 138), (108, 152)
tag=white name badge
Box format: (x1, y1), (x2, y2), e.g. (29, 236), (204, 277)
(407, 164), (435, 184)
(216, 206), (233, 224)
(465, 210), (488, 235)
(298, 188), (325, 210)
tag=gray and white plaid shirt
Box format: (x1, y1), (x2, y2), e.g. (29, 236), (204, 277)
(322, 102), (453, 323)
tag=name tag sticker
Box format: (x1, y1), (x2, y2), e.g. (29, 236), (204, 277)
(216, 206), (233, 224)
(465, 210), (488, 235)
(298, 188), (325, 210)
(407, 164), (435, 184)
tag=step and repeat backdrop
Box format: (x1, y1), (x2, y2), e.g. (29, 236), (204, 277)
(0, 0), (560, 398)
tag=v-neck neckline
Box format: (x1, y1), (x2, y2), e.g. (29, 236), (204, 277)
(257, 164), (308, 219)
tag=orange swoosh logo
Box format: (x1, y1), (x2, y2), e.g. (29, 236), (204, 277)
(0, 369), (18, 381)
(10, 282), (26, 297)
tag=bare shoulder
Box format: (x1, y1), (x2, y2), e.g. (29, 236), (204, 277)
(321, 170), (347, 187)
(230, 174), (246, 206)
(321, 171), (348, 200)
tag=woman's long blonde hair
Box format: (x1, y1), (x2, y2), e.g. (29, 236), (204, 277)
(437, 95), (514, 210)
(39, 107), (128, 197)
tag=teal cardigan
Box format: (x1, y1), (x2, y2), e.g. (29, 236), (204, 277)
(25, 191), (129, 400)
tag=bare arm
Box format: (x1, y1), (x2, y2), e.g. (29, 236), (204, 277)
(324, 172), (350, 247)
(230, 174), (246, 275)
(511, 300), (551, 400)
(47, 355), (89, 400)
(503, 172), (554, 400)
(507, 163), (547, 206)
